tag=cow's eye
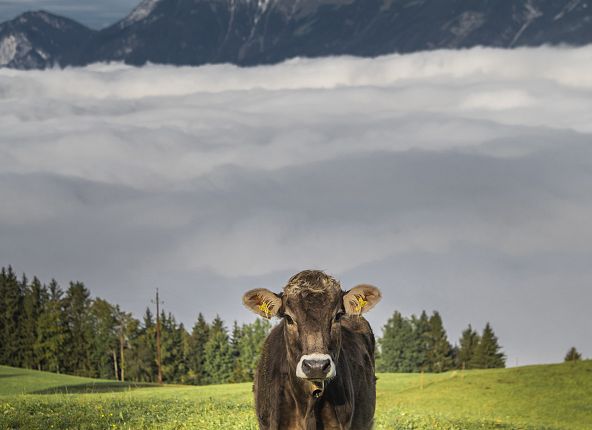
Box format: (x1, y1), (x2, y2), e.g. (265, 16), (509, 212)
(334, 311), (345, 323)
(284, 314), (295, 325)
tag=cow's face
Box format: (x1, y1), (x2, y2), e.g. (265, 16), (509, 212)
(243, 270), (381, 388)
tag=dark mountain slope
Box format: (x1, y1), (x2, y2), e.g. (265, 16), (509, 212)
(1, 0), (592, 69)
(0, 11), (95, 69)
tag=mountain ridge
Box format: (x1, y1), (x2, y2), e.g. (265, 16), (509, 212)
(1, 0), (592, 69)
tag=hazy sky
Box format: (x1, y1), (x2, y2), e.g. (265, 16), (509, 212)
(1, 46), (591, 366)
(0, 0), (138, 28)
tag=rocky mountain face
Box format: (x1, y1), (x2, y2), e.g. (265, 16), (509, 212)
(1, 0), (592, 69)
(0, 11), (94, 68)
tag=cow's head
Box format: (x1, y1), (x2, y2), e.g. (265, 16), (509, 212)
(243, 270), (381, 394)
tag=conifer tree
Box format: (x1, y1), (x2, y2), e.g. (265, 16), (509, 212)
(21, 277), (48, 369)
(143, 307), (158, 380)
(0, 266), (24, 366)
(245, 318), (271, 376)
(231, 321), (245, 382)
(126, 308), (157, 382)
(159, 312), (189, 383)
(457, 324), (480, 369)
(564, 347), (582, 363)
(34, 280), (67, 373)
(160, 312), (177, 382)
(379, 311), (419, 372)
(471, 323), (505, 369)
(188, 313), (210, 384)
(0, 268), (5, 361)
(235, 318), (271, 382)
(427, 311), (453, 372)
(412, 310), (433, 372)
(63, 282), (94, 376)
(177, 322), (190, 382)
(204, 315), (233, 384)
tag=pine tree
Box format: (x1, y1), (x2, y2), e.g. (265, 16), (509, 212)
(427, 311), (453, 373)
(188, 313), (210, 385)
(63, 282), (94, 376)
(176, 322), (190, 383)
(0, 268), (5, 362)
(412, 311), (433, 372)
(230, 321), (245, 382)
(126, 308), (157, 382)
(564, 347), (582, 363)
(142, 307), (158, 380)
(236, 319), (271, 381)
(471, 323), (505, 369)
(457, 324), (480, 369)
(160, 311), (174, 382)
(160, 312), (188, 383)
(21, 277), (48, 369)
(378, 311), (419, 372)
(34, 280), (67, 373)
(204, 315), (233, 384)
(0, 267), (24, 367)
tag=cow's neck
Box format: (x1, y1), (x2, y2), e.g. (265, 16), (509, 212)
(286, 362), (353, 430)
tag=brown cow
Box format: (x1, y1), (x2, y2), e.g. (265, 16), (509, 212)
(242, 270), (382, 430)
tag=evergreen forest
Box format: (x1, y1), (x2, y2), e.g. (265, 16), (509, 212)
(0, 266), (505, 384)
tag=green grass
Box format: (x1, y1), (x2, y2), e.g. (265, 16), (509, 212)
(1, 361), (591, 429)
(375, 363), (592, 429)
(0, 366), (156, 396)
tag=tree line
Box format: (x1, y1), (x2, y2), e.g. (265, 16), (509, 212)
(0, 266), (270, 384)
(377, 310), (506, 372)
(9, 265), (584, 383)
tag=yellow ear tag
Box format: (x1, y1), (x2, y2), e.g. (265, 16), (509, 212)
(354, 296), (367, 314)
(258, 301), (272, 318)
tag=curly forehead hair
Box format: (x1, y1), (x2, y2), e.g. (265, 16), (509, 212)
(283, 270), (341, 296)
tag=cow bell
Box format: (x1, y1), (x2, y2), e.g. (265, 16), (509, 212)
(309, 380), (325, 398)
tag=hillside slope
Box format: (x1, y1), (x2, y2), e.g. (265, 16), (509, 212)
(376, 361), (592, 429)
(0, 365), (154, 395)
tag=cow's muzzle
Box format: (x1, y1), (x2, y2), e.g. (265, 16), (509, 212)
(296, 353), (336, 381)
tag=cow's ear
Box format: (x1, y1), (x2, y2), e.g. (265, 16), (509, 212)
(242, 288), (282, 319)
(343, 284), (381, 315)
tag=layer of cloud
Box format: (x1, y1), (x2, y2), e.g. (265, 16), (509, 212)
(1, 46), (592, 365)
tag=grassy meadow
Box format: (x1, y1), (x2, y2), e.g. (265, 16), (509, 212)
(1, 361), (591, 430)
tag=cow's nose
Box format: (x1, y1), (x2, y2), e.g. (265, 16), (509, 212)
(302, 358), (331, 379)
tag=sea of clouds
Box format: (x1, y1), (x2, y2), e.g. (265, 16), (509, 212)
(1, 46), (591, 364)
